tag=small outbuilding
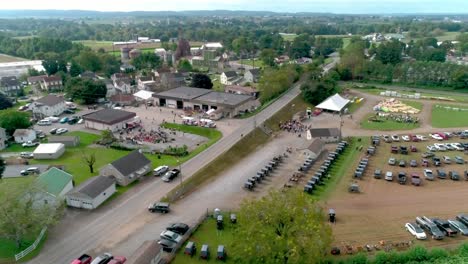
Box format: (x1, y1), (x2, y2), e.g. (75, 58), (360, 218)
(48, 136), (80, 147)
(66, 176), (116, 210)
(13, 129), (36, 143)
(33, 143), (65, 160)
(82, 108), (137, 132)
(309, 128), (341, 143)
(303, 139), (324, 159)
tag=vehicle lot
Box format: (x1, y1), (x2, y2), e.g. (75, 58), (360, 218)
(327, 135), (468, 251)
(3, 164), (50, 178)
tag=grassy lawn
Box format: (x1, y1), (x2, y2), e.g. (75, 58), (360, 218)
(431, 104), (468, 128)
(264, 95), (313, 131)
(0, 54), (27, 63)
(402, 100), (423, 111)
(280, 33), (298, 41)
(360, 113), (420, 131)
(173, 214), (237, 264)
(237, 59), (264, 68)
(436, 32), (461, 42)
(208, 74), (223, 92)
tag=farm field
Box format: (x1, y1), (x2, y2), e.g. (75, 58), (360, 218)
(326, 136), (468, 254)
(0, 53), (27, 63)
(431, 104), (468, 128)
(75, 40), (204, 52)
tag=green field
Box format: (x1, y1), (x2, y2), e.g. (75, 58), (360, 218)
(237, 59), (265, 69)
(402, 100), (423, 111)
(280, 33), (298, 41)
(403, 31), (461, 43)
(431, 104), (468, 128)
(360, 113), (420, 131)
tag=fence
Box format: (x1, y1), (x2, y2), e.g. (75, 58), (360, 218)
(14, 227), (47, 261)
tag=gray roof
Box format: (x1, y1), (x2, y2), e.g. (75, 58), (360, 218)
(307, 139), (324, 154)
(1, 76), (19, 86)
(111, 150), (151, 176)
(35, 95), (65, 107)
(247, 68), (261, 76)
(68, 176), (115, 199)
(155, 86), (211, 101)
(83, 109), (136, 125)
(223, 71), (238, 78)
(309, 128), (341, 138)
(13, 129), (34, 137)
(194, 91), (254, 107)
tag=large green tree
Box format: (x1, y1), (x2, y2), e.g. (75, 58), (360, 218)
(190, 73), (213, 89)
(0, 93), (13, 110)
(177, 59), (193, 72)
(0, 110), (31, 135)
(376, 39), (403, 65)
(232, 189), (332, 264)
(259, 48), (277, 67)
(0, 181), (64, 248)
(41, 59), (59, 75)
(65, 78), (107, 104)
(301, 78), (339, 105)
(76, 51), (102, 72)
(131, 53), (162, 71)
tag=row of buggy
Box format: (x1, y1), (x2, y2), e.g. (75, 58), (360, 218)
(243, 155), (284, 191)
(304, 141), (349, 194)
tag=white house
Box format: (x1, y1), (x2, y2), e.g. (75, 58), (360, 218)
(33, 143), (66, 160)
(31, 95), (67, 119)
(0, 76), (21, 96)
(0, 127), (6, 150)
(244, 68), (261, 83)
(100, 150), (151, 186)
(66, 176), (116, 210)
(220, 71), (241, 85)
(82, 109), (137, 132)
(13, 129), (36, 143)
(303, 139), (324, 159)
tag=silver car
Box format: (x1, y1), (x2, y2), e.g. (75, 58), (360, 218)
(448, 220), (468, 236)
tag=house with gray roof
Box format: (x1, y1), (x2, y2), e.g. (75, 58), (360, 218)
(99, 150), (151, 186)
(0, 76), (21, 96)
(31, 94), (66, 119)
(244, 68), (261, 83)
(66, 176), (116, 209)
(309, 128), (341, 143)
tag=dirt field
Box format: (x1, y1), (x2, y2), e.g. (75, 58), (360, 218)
(326, 137), (468, 253)
(0, 53), (27, 62)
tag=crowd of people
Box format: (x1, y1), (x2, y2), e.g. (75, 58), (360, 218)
(279, 119), (309, 134)
(118, 125), (169, 144)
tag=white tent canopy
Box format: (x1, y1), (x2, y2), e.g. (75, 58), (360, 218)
(316, 93), (350, 112)
(133, 90), (154, 101)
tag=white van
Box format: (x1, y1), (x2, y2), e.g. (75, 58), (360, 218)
(37, 119), (52, 126)
(154, 165), (169, 176)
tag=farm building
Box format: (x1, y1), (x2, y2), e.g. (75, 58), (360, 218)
(82, 109), (137, 132)
(66, 176), (116, 210)
(33, 143), (66, 160)
(48, 136), (80, 147)
(309, 128), (341, 143)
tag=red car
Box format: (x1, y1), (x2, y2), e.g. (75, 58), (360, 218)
(71, 254), (92, 264)
(410, 145), (418, 152)
(410, 134), (420, 142)
(108, 256), (127, 264)
(391, 146), (398, 153)
(436, 132), (448, 140)
(421, 159), (429, 167)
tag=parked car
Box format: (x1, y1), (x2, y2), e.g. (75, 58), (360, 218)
(442, 156), (451, 164)
(421, 159), (429, 167)
(410, 145), (417, 152)
(433, 157), (441, 166)
(184, 241), (196, 256)
(50, 128), (58, 135)
(107, 257), (127, 264)
(158, 239), (176, 253)
(426, 145), (437, 152)
(391, 146), (398, 153)
(398, 172), (407, 184)
(430, 133), (443, 141)
(60, 117), (69, 123)
(411, 134), (420, 142)
(68, 117), (79, 125)
(456, 214), (468, 227)
(160, 230), (182, 243)
(449, 171), (460, 181)
(77, 118), (84, 124)
(90, 253), (113, 264)
(455, 156), (465, 164)
(47, 116), (60, 123)
(385, 171), (393, 181)
(416, 135), (427, 141)
(148, 202), (170, 213)
(451, 143), (464, 151)
(388, 157), (396, 166)
(434, 143), (447, 151)
(444, 143), (455, 151)
(70, 254), (92, 264)
(153, 165), (169, 176)
(22, 141), (39, 147)
(391, 135), (400, 142)
(422, 152), (435, 158)
(400, 146), (408, 155)
(200, 244), (210, 260)
(37, 119), (52, 126)
(405, 222), (427, 240)
(382, 135), (392, 143)
(162, 169), (181, 182)
(402, 135), (410, 142)
(56, 128), (69, 135)
(415, 217), (444, 240)
(448, 220), (468, 236)
(20, 167), (40, 176)
(436, 169), (447, 179)
(432, 218), (458, 237)
(374, 169), (382, 179)
(217, 245), (227, 261)
(20, 152), (34, 159)
(411, 174), (422, 186)
(410, 160), (418, 167)
(167, 223), (189, 235)
(423, 169), (434, 181)
(64, 109), (75, 114)
(399, 160), (406, 167)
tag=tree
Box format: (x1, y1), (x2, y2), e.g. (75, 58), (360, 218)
(0, 181), (64, 248)
(376, 40), (403, 65)
(131, 53), (162, 71)
(81, 151), (96, 173)
(259, 49), (277, 67)
(76, 51), (102, 72)
(0, 110), (31, 135)
(190, 73), (213, 89)
(301, 78), (338, 105)
(69, 61), (82, 77)
(65, 78), (107, 104)
(0, 157), (5, 181)
(42, 59), (58, 75)
(100, 129), (116, 145)
(231, 189), (332, 264)
(0, 93), (13, 110)
(177, 59), (193, 72)
(289, 34), (313, 59)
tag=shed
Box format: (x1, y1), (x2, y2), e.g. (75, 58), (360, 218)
(126, 240), (163, 264)
(48, 136), (80, 147)
(13, 129), (36, 143)
(66, 176), (116, 210)
(303, 139), (324, 159)
(33, 143), (65, 160)
(308, 128), (341, 143)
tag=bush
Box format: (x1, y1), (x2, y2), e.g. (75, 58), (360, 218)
(345, 253), (368, 264)
(401, 246), (429, 262)
(374, 251), (401, 264)
(457, 243), (468, 257)
(163, 145), (188, 157)
(428, 247), (449, 260)
(109, 143), (135, 151)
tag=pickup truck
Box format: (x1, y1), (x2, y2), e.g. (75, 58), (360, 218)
(432, 218), (458, 237)
(22, 141), (39, 147)
(398, 172), (407, 184)
(70, 254), (92, 264)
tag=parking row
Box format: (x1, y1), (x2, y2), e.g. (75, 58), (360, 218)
(243, 155), (284, 191)
(304, 141), (349, 194)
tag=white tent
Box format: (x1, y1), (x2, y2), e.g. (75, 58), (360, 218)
(133, 90), (154, 101)
(316, 93), (350, 112)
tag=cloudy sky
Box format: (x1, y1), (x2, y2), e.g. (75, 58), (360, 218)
(0, 0), (467, 13)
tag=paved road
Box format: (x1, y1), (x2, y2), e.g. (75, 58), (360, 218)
(29, 81), (302, 263)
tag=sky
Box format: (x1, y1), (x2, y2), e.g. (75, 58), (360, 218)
(0, 0), (467, 14)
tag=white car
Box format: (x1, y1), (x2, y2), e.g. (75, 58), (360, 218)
(434, 143), (447, 151)
(451, 143), (464, 151)
(385, 171), (393, 181)
(405, 222), (427, 240)
(444, 143), (455, 150)
(426, 145), (437, 152)
(423, 169), (434, 181)
(442, 156), (451, 164)
(77, 119), (84, 124)
(160, 230), (182, 243)
(391, 135), (400, 142)
(416, 135), (427, 141)
(20, 152), (34, 159)
(56, 128), (69, 135)
(402, 135), (410, 142)
(22, 141), (39, 147)
(430, 133), (443, 141)
(47, 116), (60, 122)
(90, 253), (113, 264)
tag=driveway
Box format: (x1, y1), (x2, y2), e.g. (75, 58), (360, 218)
(28, 82), (303, 263)
(3, 164), (50, 178)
